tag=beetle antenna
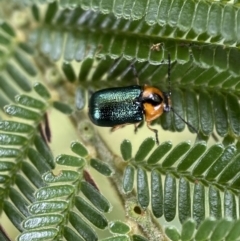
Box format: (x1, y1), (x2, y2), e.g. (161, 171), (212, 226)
(167, 53), (171, 96)
(171, 107), (198, 134)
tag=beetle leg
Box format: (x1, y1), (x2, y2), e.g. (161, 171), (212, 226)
(146, 121), (159, 145)
(111, 124), (128, 132)
(130, 63), (140, 85)
(134, 122), (141, 133)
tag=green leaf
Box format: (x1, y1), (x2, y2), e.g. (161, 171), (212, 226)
(44, 1), (58, 24)
(224, 190), (237, 219)
(6, 63), (31, 91)
(22, 161), (45, 188)
(137, 167), (149, 209)
(151, 169), (163, 218)
(34, 135), (55, 169)
(210, 219), (233, 241)
(0, 75), (18, 101)
(185, 89), (199, 133)
(122, 165), (135, 193)
(0, 93), (11, 109)
(223, 135), (235, 147)
(64, 33), (79, 62)
(195, 218), (217, 241)
(109, 221), (130, 234)
(18, 228), (58, 241)
(177, 142), (207, 172)
(31, 4), (240, 79)
(217, 153), (240, 184)
(28, 147), (52, 175)
(18, 43), (34, 55)
(92, 56), (115, 80)
(147, 141), (172, 164)
(0, 133), (27, 145)
(226, 93), (240, 136)
(69, 211), (98, 241)
(178, 178), (191, 224)
(15, 175), (35, 203)
(14, 50), (37, 76)
(9, 188), (30, 217)
(0, 175), (9, 184)
(43, 170), (79, 183)
(193, 183), (205, 226)
(53, 101), (73, 115)
(181, 219), (196, 241)
(1, 22), (15, 37)
(75, 196), (108, 229)
(0, 147), (20, 158)
(56, 154), (85, 168)
(71, 141), (89, 157)
(120, 139), (132, 161)
(78, 58), (94, 80)
(0, 121), (33, 133)
(101, 236), (130, 241)
(208, 186), (222, 219)
(172, 89), (185, 131)
(4, 201), (25, 232)
(81, 181), (111, 213)
(206, 145), (236, 181)
(36, 185), (75, 201)
(15, 95), (46, 109)
(0, 32), (11, 46)
(90, 158), (112, 176)
(63, 226), (85, 241)
(135, 138), (155, 162)
(29, 200), (68, 215)
(162, 142), (191, 168)
(199, 91), (214, 136)
(226, 219), (240, 241)
(192, 144), (224, 176)
(75, 86), (86, 110)
(165, 226), (180, 241)
(23, 214), (63, 229)
(50, 30), (64, 61)
(132, 235), (148, 241)
(33, 82), (51, 100)
(62, 62), (76, 82)
(4, 105), (41, 120)
(212, 92), (228, 137)
(164, 174), (177, 222)
(0, 161), (14, 171)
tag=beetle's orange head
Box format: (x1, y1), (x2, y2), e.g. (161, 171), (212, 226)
(141, 85), (171, 122)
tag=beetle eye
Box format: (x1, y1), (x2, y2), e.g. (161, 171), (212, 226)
(143, 94), (163, 106)
(151, 94), (162, 104)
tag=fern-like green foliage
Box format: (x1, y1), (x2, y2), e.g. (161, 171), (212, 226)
(0, 0), (240, 241)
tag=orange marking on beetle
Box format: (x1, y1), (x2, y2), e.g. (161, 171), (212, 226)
(142, 85), (165, 122)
